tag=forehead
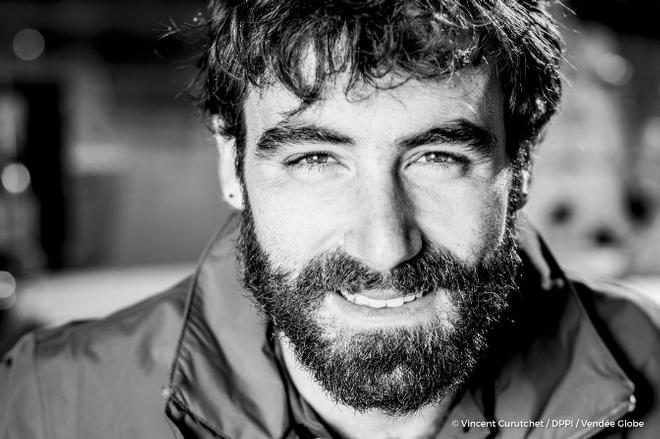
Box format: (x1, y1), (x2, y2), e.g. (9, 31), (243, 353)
(243, 66), (504, 143)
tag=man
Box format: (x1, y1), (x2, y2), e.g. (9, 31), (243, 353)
(1, 1), (659, 438)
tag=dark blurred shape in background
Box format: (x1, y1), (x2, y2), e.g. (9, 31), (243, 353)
(0, 0), (222, 276)
(572, 0), (660, 40)
(0, 0), (659, 352)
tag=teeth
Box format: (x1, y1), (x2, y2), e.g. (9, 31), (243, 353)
(340, 291), (424, 308)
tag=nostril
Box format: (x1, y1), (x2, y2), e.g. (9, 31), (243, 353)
(591, 226), (618, 247)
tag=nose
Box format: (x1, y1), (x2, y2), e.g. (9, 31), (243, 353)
(344, 173), (422, 272)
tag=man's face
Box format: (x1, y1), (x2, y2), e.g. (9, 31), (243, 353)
(234, 67), (521, 413)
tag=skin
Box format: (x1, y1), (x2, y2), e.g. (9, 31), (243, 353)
(217, 65), (514, 438)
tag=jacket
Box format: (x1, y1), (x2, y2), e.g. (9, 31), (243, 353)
(1, 216), (660, 439)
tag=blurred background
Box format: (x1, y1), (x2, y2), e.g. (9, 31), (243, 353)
(0, 0), (659, 353)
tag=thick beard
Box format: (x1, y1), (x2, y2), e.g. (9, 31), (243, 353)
(237, 186), (522, 415)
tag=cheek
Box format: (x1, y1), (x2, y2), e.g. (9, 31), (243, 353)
(414, 174), (511, 263)
(245, 166), (346, 268)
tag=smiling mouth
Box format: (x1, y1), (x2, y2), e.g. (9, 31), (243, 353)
(338, 290), (425, 308)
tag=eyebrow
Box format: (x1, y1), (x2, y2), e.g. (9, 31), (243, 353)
(255, 119), (496, 159)
(396, 120), (497, 156)
(256, 124), (353, 159)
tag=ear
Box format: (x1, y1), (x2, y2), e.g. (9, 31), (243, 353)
(516, 169), (531, 210)
(214, 126), (244, 210)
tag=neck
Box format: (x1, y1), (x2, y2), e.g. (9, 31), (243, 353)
(280, 335), (456, 439)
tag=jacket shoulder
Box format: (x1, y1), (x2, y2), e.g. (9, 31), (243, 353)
(569, 274), (660, 359)
(569, 274), (660, 435)
(0, 276), (192, 439)
(32, 274), (191, 363)
(571, 276), (660, 367)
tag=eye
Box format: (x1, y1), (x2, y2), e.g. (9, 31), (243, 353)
(414, 151), (464, 165)
(404, 150), (469, 180)
(301, 153), (333, 165)
(287, 152), (338, 167)
(286, 152), (340, 172)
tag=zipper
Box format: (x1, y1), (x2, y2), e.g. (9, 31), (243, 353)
(565, 394), (636, 439)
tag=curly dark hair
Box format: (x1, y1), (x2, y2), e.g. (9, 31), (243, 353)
(192, 0), (563, 171)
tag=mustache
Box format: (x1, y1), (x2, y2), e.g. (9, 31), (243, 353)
(291, 245), (482, 297)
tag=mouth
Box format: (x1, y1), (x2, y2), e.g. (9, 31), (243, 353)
(327, 288), (439, 326)
(338, 290), (425, 309)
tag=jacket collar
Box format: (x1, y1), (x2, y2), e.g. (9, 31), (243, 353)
(165, 215), (635, 439)
(166, 214), (291, 439)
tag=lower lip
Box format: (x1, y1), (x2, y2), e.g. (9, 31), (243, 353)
(324, 290), (438, 327)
